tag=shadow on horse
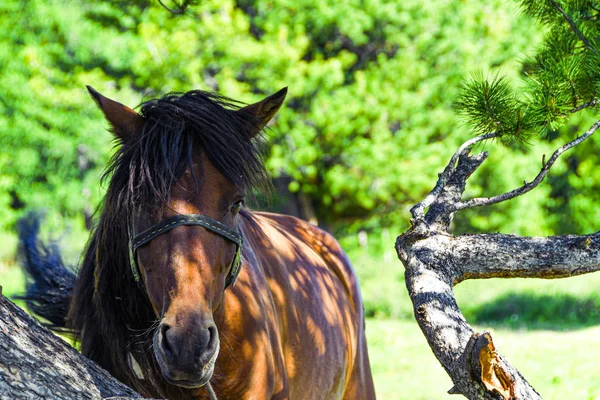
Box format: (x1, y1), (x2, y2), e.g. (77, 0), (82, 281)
(19, 86), (376, 399)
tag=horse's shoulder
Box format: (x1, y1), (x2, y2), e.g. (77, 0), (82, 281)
(249, 211), (361, 303)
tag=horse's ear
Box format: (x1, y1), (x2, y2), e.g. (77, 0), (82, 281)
(237, 87), (287, 137)
(86, 85), (145, 140)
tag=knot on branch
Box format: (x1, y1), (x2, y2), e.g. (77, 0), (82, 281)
(467, 332), (515, 400)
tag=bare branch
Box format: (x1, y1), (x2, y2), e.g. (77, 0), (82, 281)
(452, 120), (600, 212)
(410, 231), (600, 283)
(550, 0), (593, 49)
(570, 98), (600, 113)
(396, 227), (600, 398)
(397, 117), (600, 398)
(410, 133), (498, 221)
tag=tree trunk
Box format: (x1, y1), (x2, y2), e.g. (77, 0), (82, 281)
(0, 287), (146, 400)
(396, 122), (600, 399)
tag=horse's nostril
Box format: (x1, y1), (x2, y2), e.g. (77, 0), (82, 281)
(157, 320), (218, 367)
(207, 325), (218, 350)
(159, 323), (174, 358)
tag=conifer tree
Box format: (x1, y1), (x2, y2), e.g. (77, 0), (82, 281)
(458, 0), (600, 143)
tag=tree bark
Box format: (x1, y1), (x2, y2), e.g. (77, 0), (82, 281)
(396, 121), (600, 399)
(0, 288), (146, 400)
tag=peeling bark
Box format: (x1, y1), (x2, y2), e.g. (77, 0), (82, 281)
(0, 289), (146, 400)
(396, 120), (600, 399)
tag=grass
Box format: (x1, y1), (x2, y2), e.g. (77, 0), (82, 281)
(367, 319), (600, 400)
(456, 274), (600, 330)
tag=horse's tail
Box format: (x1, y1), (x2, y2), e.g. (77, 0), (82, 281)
(15, 213), (76, 331)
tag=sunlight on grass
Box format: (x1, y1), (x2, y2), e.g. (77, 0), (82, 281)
(367, 319), (600, 399)
(366, 319), (452, 400)
(456, 274), (600, 330)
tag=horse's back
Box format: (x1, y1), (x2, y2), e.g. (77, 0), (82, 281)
(240, 211), (376, 400)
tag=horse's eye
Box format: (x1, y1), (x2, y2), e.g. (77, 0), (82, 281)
(230, 200), (244, 215)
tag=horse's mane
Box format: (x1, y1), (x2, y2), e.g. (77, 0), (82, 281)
(68, 91), (269, 397)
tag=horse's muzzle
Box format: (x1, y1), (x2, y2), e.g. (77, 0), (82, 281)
(154, 318), (220, 388)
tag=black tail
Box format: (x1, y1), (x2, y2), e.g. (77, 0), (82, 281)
(16, 213), (76, 331)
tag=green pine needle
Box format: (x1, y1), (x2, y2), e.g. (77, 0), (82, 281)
(456, 73), (530, 143)
(457, 1), (600, 143)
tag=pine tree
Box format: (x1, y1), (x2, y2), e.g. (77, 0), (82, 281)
(457, 0), (600, 143)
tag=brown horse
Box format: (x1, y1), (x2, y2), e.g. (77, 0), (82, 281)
(20, 87), (376, 399)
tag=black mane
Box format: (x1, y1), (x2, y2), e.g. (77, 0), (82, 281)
(106, 90), (269, 212)
(69, 90), (269, 397)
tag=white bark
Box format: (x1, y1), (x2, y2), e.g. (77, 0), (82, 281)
(396, 120), (600, 399)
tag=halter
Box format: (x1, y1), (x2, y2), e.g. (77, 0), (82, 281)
(129, 214), (244, 289)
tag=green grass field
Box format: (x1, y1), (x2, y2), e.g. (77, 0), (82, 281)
(3, 259), (600, 399)
(367, 319), (600, 399)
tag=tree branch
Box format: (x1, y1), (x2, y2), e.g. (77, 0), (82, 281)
(410, 133), (498, 222)
(411, 232), (600, 284)
(396, 227), (600, 398)
(452, 120), (600, 212)
(0, 291), (145, 399)
(570, 99), (600, 113)
(396, 232), (543, 399)
(397, 113), (600, 398)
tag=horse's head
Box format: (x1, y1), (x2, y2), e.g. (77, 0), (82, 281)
(88, 86), (286, 388)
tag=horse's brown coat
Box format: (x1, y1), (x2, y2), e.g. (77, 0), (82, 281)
(136, 155), (376, 399)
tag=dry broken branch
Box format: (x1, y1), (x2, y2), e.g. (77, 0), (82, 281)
(452, 120), (600, 212)
(410, 132), (498, 222)
(396, 121), (600, 399)
(0, 289), (145, 399)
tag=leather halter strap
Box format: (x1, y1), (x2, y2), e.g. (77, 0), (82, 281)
(129, 214), (243, 289)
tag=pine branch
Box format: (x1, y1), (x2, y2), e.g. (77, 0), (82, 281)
(456, 74), (529, 141)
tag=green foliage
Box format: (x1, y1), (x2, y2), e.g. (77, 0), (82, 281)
(0, 0), (542, 242)
(1, 0), (598, 247)
(457, 73), (531, 143)
(458, 0), (600, 141)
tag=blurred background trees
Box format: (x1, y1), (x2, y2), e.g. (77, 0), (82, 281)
(2, 0), (600, 310)
(3, 0), (577, 240)
(4, 0), (600, 310)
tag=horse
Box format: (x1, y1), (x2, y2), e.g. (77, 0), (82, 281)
(18, 86), (376, 399)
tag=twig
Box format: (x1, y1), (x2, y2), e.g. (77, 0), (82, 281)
(550, 0), (593, 49)
(570, 99), (600, 113)
(410, 133), (498, 221)
(157, 0), (195, 14)
(452, 120), (600, 212)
